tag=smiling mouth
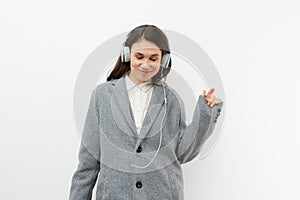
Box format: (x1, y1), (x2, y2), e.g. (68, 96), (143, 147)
(138, 69), (152, 73)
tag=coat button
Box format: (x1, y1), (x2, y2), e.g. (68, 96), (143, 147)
(136, 181), (142, 188)
(217, 108), (221, 112)
(214, 119), (217, 123)
(136, 146), (142, 153)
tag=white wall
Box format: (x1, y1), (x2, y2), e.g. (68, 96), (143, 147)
(0, 0), (299, 199)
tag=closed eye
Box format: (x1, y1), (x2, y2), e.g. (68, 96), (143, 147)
(135, 53), (158, 61)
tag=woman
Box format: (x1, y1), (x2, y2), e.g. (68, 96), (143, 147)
(69, 24), (223, 200)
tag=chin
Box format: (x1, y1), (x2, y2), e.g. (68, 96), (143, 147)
(139, 77), (152, 82)
(137, 73), (153, 81)
(131, 69), (157, 83)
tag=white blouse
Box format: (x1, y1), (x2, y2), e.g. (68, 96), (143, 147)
(125, 73), (154, 135)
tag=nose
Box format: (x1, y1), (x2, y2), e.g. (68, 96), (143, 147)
(140, 60), (151, 69)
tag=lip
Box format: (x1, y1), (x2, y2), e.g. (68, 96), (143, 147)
(138, 69), (151, 74)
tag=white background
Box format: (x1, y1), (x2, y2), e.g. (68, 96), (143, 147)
(1, 0), (299, 199)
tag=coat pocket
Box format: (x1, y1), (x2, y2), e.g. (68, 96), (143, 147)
(96, 167), (130, 199)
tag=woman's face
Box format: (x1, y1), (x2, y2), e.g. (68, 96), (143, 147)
(129, 39), (162, 85)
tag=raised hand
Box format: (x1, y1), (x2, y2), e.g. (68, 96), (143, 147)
(201, 88), (223, 107)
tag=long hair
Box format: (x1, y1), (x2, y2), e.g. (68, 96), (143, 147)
(106, 24), (172, 82)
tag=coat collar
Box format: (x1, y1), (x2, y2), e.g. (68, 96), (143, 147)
(111, 74), (165, 147)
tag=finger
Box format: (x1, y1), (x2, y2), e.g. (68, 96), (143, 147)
(206, 88), (214, 99)
(207, 98), (212, 106)
(214, 97), (222, 104)
(202, 90), (206, 97)
(210, 101), (216, 107)
(209, 96), (215, 103)
(207, 98), (211, 104)
(207, 88), (215, 96)
(211, 96), (217, 106)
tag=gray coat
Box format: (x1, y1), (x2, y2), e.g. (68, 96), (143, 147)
(69, 74), (223, 200)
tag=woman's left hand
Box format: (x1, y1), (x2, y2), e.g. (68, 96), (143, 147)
(201, 88), (223, 107)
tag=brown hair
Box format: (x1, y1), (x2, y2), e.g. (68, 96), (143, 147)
(106, 24), (172, 81)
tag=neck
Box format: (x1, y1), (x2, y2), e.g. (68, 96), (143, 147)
(128, 72), (151, 85)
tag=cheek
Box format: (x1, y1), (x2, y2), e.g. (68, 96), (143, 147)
(154, 65), (161, 73)
(131, 59), (141, 68)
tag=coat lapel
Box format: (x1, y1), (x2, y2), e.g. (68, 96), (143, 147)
(112, 75), (138, 136)
(135, 82), (165, 148)
(112, 75), (165, 146)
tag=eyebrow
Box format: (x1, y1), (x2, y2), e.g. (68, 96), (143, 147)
(134, 52), (160, 57)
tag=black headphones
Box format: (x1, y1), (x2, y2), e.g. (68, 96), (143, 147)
(120, 45), (171, 83)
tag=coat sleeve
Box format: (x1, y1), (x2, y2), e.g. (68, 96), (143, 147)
(175, 95), (223, 164)
(69, 87), (101, 200)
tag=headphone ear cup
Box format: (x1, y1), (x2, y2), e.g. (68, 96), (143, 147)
(151, 53), (171, 83)
(121, 46), (130, 62)
(161, 53), (171, 69)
